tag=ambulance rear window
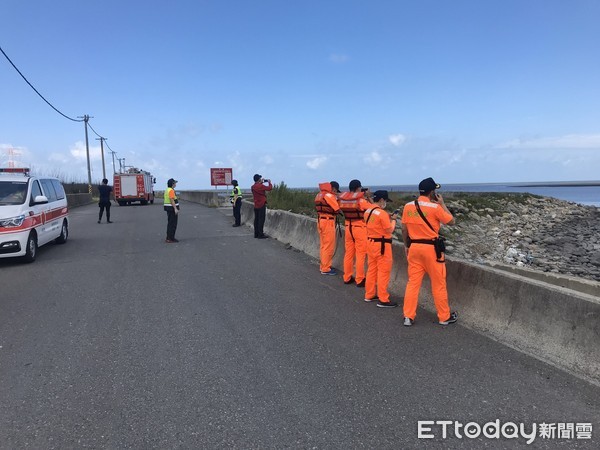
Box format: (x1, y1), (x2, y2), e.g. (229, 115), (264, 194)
(0, 181), (27, 205)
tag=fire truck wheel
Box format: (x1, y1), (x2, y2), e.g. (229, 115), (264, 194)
(118, 201), (125, 206)
(23, 231), (37, 263)
(55, 220), (68, 244)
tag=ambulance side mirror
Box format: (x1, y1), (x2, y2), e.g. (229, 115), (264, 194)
(33, 195), (48, 205)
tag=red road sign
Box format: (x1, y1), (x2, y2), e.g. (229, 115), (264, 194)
(210, 168), (233, 186)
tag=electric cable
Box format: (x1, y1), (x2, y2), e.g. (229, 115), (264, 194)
(0, 45), (83, 122)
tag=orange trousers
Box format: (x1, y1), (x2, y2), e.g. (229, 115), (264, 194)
(365, 240), (393, 302)
(318, 217), (336, 272)
(343, 223), (367, 283)
(403, 244), (450, 321)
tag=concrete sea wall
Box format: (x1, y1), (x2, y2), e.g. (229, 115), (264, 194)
(184, 193), (600, 385)
(67, 193), (93, 208)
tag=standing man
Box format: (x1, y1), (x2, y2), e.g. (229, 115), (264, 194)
(338, 179), (371, 286)
(230, 179), (242, 227)
(97, 178), (113, 224)
(364, 190), (399, 307)
(315, 181), (341, 275)
(401, 177), (457, 326)
(251, 174), (272, 239)
(164, 178), (180, 243)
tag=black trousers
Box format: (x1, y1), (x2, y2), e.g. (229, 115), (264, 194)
(166, 208), (178, 240)
(233, 198), (242, 225)
(254, 206), (266, 237)
(99, 201), (111, 221)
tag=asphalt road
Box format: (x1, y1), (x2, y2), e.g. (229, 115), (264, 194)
(1, 201), (598, 449)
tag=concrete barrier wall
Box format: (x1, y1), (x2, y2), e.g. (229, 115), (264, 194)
(238, 200), (600, 385)
(181, 194), (600, 384)
(67, 193), (93, 208)
(178, 190), (230, 207)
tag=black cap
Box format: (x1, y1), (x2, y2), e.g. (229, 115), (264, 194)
(232, 179), (238, 185)
(373, 190), (392, 202)
(167, 178), (178, 187)
(253, 174), (262, 182)
(418, 177), (441, 193)
(349, 179), (362, 191)
(330, 181), (340, 192)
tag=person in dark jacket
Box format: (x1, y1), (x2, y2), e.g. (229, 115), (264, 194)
(98, 178), (113, 223)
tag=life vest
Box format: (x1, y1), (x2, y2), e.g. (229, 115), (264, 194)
(338, 191), (365, 220)
(315, 182), (338, 216)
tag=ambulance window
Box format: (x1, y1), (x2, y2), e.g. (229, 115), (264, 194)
(51, 180), (65, 200)
(0, 181), (27, 205)
(40, 179), (58, 202)
(30, 180), (43, 204)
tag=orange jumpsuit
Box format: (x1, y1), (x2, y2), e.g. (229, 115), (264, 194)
(315, 183), (340, 273)
(364, 206), (396, 302)
(401, 196), (454, 322)
(339, 192), (371, 284)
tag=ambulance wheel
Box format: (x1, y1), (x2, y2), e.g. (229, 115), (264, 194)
(55, 219), (68, 244)
(23, 231), (37, 263)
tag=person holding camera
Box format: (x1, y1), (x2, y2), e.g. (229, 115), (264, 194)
(363, 190), (399, 307)
(251, 174), (272, 239)
(401, 177), (457, 326)
(164, 178), (180, 243)
(230, 179), (242, 227)
(338, 179), (372, 286)
(315, 181), (341, 275)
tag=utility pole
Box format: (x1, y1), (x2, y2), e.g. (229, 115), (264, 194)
(109, 150), (117, 175)
(79, 114), (93, 193)
(117, 158), (124, 173)
(96, 137), (107, 179)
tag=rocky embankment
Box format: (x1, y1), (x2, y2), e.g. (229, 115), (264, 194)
(425, 194), (600, 282)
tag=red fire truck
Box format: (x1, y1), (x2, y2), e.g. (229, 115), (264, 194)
(113, 169), (156, 206)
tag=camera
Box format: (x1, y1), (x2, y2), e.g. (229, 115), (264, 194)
(392, 209), (400, 215)
(361, 187), (369, 192)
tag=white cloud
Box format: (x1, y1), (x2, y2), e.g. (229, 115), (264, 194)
(260, 154), (274, 165)
(496, 134), (600, 149)
(389, 134), (406, 147)
(306, 156), (327, 169)
(69, 141), (102, 161)
(364, 151), (383, 166)
(329, 53), (349, 64)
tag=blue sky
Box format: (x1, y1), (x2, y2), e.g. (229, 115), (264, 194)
(1, 0), (599, 189)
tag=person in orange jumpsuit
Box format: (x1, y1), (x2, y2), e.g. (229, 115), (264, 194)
(315, 181), (340, 275)
(338, 179), (372, 287)
(364, 190), (399, 307)
(401, 177), (457, 326)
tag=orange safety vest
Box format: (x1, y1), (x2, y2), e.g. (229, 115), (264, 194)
(315, 182), (338, 216)
(338, 191), (365, 220)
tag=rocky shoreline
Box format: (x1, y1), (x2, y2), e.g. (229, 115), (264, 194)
(421, 194), (600, 283)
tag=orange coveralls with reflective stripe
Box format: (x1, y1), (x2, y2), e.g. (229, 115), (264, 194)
(315, 187), (340, 272)
(401, 196), (453, 322)
(339, 193), (371, 284)
(364, 207), (396, 303)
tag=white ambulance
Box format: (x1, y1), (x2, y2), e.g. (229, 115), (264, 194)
(0, 168), (69, 262)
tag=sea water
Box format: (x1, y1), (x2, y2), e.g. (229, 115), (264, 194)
(374, 182), (600, 207)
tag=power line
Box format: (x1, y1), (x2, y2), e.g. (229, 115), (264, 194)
(0, 45), (83, 122)
(87, 121), (102, 138)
